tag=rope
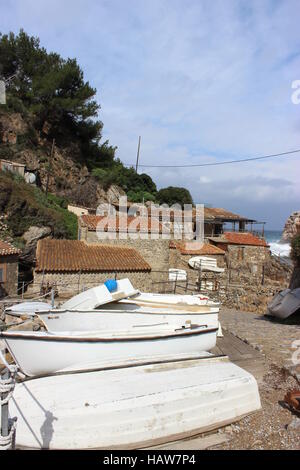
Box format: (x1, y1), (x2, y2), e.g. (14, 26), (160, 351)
(0, 347), (18, 450)
(0, 418), (17, 450)
(0, 374), (17, 405)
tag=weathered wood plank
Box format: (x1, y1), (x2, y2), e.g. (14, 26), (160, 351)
(144, 433), (229, 450)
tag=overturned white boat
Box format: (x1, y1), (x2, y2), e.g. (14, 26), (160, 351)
(188, 256), (225, 273)
(1, 322), (218, 377)
(9, 355), (261, 449)
(267, 288), (300, 319)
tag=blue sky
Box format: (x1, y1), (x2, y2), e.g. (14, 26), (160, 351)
(1, 0), (300, 229)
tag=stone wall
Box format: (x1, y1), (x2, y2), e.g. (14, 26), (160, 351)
(168, 243), (291, 312)
(80, 230), (170, 286)
(0, 255), (19, 297)
(220, 246), (292, 313)
(215, 244), (270, 278)
(169, 248), (225, 288)
(32, 270), (153, 298)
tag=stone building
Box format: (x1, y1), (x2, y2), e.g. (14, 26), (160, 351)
(67, 204), (96, 217)
(208, 232), (270, 279)
(203, 207), (260, 237)
(78, 215), (170, 276)
(0, 240), (21, 297)
(111, 202), (264, 238)
(168, 240), (226, 292)
(32, 238), (152, 296)
(0, 159), (25, 177)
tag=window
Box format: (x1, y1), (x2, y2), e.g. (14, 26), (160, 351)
(237, 247), (245, 261)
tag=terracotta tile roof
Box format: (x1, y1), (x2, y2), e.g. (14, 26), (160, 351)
(212, 232), (268, 247)
(80, 215), (163, 233)
(203, 207), (255, 222)
(36, 239), (151, 273)
(177, 241), (225, 255)
(169, 240), (225, 255)
(0, 240), (21, 256)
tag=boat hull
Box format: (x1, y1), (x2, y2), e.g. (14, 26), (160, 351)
(8, 356), (261, 449)
(267, 288), (300, 319)
(2, 326), (218, 377)
(39, 310), (218, 332)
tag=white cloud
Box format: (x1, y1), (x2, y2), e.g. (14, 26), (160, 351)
(1, 0), (300, 228)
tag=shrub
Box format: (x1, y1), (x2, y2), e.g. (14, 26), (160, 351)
(291, 234), (300, 263)
(156, 186), (193, 206)
(0, 171), (77, 239)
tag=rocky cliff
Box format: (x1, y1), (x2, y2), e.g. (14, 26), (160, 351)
(281, 211), (300, 242)
(0, 110), (125, 207)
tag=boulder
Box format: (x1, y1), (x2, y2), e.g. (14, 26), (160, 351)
(281, 211), (300, 243)
(21, 225), (52, 263)
(23, 225), (52, 246)
(7, 319), (41, 331)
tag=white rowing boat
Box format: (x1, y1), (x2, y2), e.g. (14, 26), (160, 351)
(1, 323), (218, 377)
(38, 309), (219, 333)
(6, 279), (220, 333)
(8, 355), (261, 449)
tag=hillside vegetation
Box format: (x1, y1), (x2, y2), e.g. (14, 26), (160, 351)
(0, 171), (77, 243)
(0, 30), (193, 215)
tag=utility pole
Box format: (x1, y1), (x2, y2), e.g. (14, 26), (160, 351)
(45, 138), (55, 197)
(135, 136), (141, 173)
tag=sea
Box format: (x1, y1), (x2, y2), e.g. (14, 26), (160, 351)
(264, 230), (291, 258)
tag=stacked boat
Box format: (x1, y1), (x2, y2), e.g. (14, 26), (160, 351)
(0, 279), (261, 449)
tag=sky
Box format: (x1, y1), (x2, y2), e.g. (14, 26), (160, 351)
(1, 0), (300, 230)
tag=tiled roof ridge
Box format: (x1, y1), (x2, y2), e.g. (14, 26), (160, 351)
(0, 239), (21, 256)
(211, 232), (268, 247)
(36, 239), (151, 273)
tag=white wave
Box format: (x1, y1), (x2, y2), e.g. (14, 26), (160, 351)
(269, 241), (291, 258)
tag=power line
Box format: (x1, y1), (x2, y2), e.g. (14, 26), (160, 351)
(123, 148), (300, 169)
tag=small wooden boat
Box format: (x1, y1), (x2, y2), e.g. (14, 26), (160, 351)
(267, 288), (300, 319)
(1, 324), (218, 377)
(6, 280), (219, 319)
(9, 355), (261, 449)
(7, 279), (219, 333)
(37, 299), (219, 332)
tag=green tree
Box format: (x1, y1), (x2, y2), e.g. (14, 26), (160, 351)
(0, 30), (114, 166)
(156, 186), (193, 206)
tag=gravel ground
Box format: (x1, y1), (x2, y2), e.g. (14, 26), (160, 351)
(208, 306), (300, 450)
(210, 364), (300, 450)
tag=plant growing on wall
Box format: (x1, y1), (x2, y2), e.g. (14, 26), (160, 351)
(291, 234), (300, 265)
(289, 234), (300, 289)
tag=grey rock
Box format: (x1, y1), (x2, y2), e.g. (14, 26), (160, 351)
(281, 211), (300, 243)
(287, 416), (300, 432)
(21, 225), (52, 263)
(8, 319), (41, 331)
(23, 225), (52, 246)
